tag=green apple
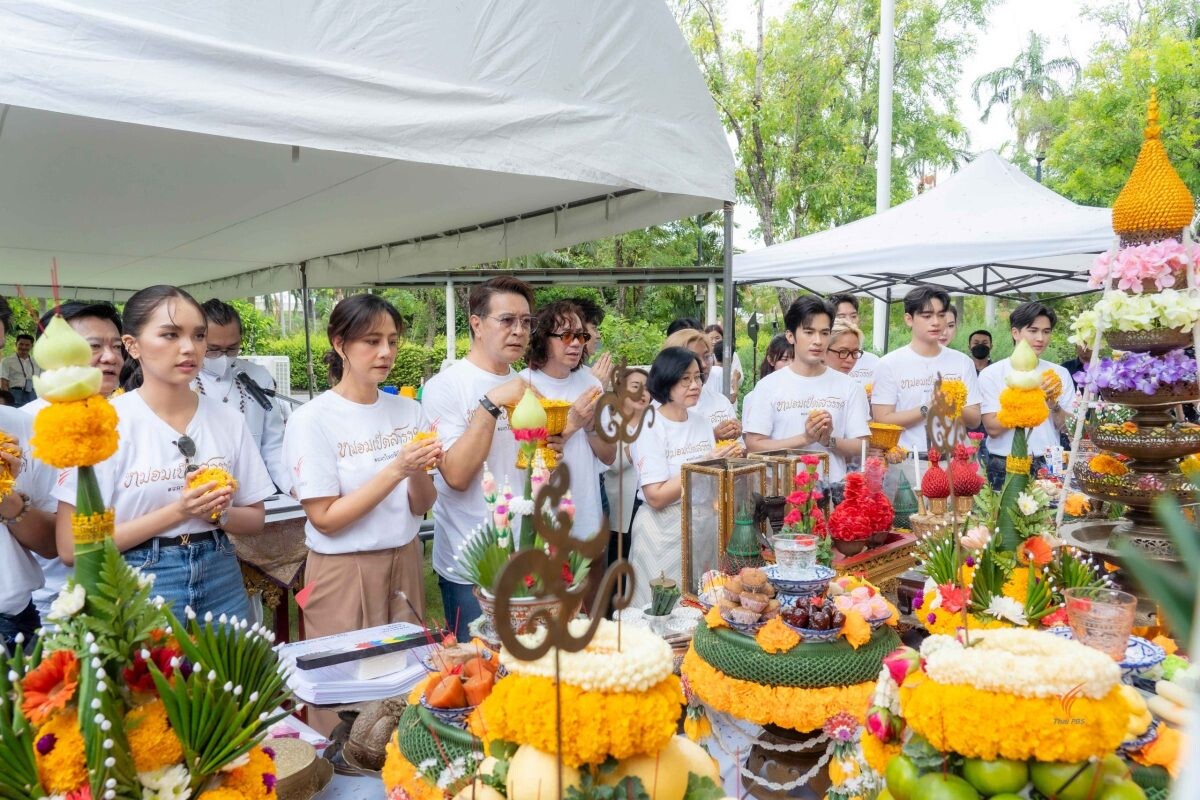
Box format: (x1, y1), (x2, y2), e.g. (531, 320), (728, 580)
(1098, 780), (1147, 800)
(960, 758), (1029, 795)
(911, 773), (981, 800)
(875, 790), (895, 800)
(1099, 753), (1130, 782)
(885, 755), (920, 800)
(1030, 761), (1101, 800)
(988, 795), (1025, 800)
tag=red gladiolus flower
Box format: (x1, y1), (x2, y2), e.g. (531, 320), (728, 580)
(123, 644), (182, 696)
(786, 490), (809, 506)
(561, 563), (575, 585)
(800, 454), (822, 467)
(784, 509), (801, 526)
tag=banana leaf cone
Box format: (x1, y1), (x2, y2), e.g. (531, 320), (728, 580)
(997, 427), (1030, 551)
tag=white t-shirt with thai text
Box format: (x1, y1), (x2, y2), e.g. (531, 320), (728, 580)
(870, 345), (981, 452)
(849, 351), (879, 389)
(530, 369), (605, 541)
(695, 384), (739, 430)
(285, 389), (432, 554)
(422, 359), (522, 583)
(631, 409), (715, 505)
(53, 391), (275, 536)
(979, 357), (1073, 457)
(0, 407), (57, 615)
(742, 367), (870, 481)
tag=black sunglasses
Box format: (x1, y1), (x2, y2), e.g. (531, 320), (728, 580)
(175, 435), (199, 474)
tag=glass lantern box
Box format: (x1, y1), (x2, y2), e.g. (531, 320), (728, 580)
(745, 448), (831, 496)
(680, 458), (768, 598)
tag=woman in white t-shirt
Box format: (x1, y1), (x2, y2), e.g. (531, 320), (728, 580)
(528, 301), (613, 541)
(664, 329), (742, 445)
(629, 348), (736, 606)
(54, 286), (276, 621)
(284, 295), (440, 729)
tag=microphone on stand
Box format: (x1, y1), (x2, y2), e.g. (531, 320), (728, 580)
(235, 370), (274, 411)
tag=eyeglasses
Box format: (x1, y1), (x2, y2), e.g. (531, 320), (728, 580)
(206, 345), (241, 357)
(484, 314), (538, 332)
(828, 348), (864, 360)
(548, 329), (592, 345)
(678, 374), (705, 387)
(175, 435), (199, 474)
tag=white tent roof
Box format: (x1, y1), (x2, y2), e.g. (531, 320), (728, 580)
(0, 0), (733, 300)
(734, 151), (1113, 299)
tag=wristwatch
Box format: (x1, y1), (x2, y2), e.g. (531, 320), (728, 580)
(828, 435), (838, 449)
(479, 395), (502, 419)
(217, 508), (229, 528)
(919, 404), (929, 418)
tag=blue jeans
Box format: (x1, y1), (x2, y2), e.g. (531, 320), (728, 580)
(438, 574), (482, 641)
(0, 601), (40, 654)
(123, 531), (250, 622)
(986, 454), (1048, 491)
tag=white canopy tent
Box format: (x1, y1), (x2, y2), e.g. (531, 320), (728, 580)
(733, 151), (1113, 301)
(0, 0), (733, 300)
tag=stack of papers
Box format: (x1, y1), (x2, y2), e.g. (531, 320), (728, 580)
(275, 622), (435, 706)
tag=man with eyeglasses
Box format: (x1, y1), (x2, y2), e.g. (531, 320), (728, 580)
(829, 294), (879, 387)
(195, 300), (291, 495)
(744, 296), (869, 484)
(423, 277), (532, 639)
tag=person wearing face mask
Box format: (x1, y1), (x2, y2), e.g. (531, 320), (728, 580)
(24, 302), (126, 620)
(195, 300), (290, 495)
(967, 329), (993, 373)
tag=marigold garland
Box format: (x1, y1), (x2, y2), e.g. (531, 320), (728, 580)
(898, 671), (1129, 762)
(125, 698), (184, 773)
(1089, 454), (1129, 476)
(1005, 455), (1033, 475)
(1041, 369), (1064, 404)
(34, 710), (88, 794)
(859, 730), (902, 777)
(682, 648), (873, 732)
(221, 746), (277, 800)
(382, 738), (445, 800)
(996, 386), (1049, 429)
(473, 673), (682, 767)
(755, 617), (799, 653)
(31, 394), (119, 468)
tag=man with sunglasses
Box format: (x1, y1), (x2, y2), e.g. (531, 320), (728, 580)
(195, 300), (291, 496)
(423, 277), (532, 639)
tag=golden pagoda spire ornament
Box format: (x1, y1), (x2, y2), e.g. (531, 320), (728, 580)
(1111, 88), (1196, 241)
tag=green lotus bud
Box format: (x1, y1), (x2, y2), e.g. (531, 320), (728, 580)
(33, 315), (93, 370)
(509, 388), (547, 430)
(1010, 339), (1039, 372)
(33, 365), (103, 402)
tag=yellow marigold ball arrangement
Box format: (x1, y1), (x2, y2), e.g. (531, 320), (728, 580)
(126, 699), (185, 773)
(996, 386), (1049, 429)
(1111, 90), (1195, 236)
(0, 431), (20, 499)
(221, 746), (279, 800)
(31, 394), (119, 468)
(34, 710), (89, 794)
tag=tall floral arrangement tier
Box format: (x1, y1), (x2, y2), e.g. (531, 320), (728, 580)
(1088, 238), (1200, 293)
(1, 316), (291, 800)
(911, 482), (1108, 636)
(774, 454), (829, 564)
(865, 632), (1153, 800)
(994, 340), (1050, 550)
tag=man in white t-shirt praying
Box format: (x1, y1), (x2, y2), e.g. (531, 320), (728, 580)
(423, 277), (532, 639)
(979, 302), (1072, 489)
(871, 287), (981, 497)
(744, 296), (870, 483)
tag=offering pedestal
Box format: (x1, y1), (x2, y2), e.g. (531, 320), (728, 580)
(743, 725), (833, 800)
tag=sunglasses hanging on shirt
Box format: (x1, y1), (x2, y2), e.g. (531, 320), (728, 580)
(175, 435), (199, 474)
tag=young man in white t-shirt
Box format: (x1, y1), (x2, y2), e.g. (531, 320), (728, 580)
(830, 294), (880, 387)
(871, 287), (981, 496)
(979, 302), (1072, 489)
(744, 296), (870, 483)
(423, 277), (532, 639)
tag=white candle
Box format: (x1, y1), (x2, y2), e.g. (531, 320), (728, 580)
(913, 448), (921, 487)
(861, 439), (868, 472)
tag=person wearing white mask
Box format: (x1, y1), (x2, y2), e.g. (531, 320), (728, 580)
(195, 300), (290, 495)
(24, 301), (126, 620)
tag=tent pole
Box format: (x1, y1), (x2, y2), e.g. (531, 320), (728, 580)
(722, 201), (734, 398)
(872, 0), (895, 355)
(445, 279), (456, 364)
(301, 262), (316, 398)
(707, 277), (717, 325)
(985, 295), (997, 325)
(883, 287), (893, 353)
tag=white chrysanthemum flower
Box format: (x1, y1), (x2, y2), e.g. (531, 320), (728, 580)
(1016, 492), (1039, 516)
(984, 596), (1028, 626)
(138, 764), (192, 800)
(48, 583), (86, 620)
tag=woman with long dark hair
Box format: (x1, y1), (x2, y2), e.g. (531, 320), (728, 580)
(284, 293), (440, 734)
(54, 286), (275, 620)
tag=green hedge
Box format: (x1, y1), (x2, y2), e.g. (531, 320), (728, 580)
(252, 333), (470, 393)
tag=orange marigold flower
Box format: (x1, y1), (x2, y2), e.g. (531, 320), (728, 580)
(997, 386), (1049, 429)
(1064, 494), (1091, 517)
(1089, 454), (1129, 476)
(755, 617), (800, 654)
(31, 395), (119, 468)
(34, 710), (88, 794)
(1017, 536), (1053, 567)
(21, 649), (80, 726)
(126, 698), (184, 773)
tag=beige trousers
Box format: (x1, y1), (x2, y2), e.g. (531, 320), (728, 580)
(302, 538), (426, 735)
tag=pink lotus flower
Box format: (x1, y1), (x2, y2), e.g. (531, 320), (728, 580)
(961, 524), (991, 552)
(866, 707), (895, 743)
(883, 647), (921, 687)
(481, 469), (497, 496)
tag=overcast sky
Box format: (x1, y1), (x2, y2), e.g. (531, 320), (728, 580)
(719, 0), (1104, 249)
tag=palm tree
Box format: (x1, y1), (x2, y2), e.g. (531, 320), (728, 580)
(971, 32), (1080, 156)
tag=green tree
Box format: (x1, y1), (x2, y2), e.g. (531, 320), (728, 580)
(1045, 2), (1200, 206)
(971, 31), (1080, 162)
(676, 0), (991, 247)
